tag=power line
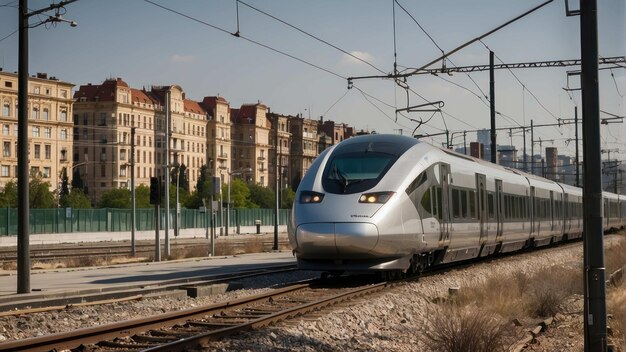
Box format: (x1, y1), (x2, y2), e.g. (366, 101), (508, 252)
(0, 30), (17, 44)
(237, 0), (386, 75)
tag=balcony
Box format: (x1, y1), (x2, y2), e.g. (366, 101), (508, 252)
(257, 156), (266, 161)
(258, 167), (267, 172)
(217, 153), (228, 159)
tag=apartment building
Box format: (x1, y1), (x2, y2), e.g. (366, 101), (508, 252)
(317, 119), (352, 153)
(73, 79), (207, 203)
(289, 115), (318, 186)
(230, 103), (271, 187)
(267, 113), (292, 191)
(201, 96), (232, 182)
(0, 71), (74, 190)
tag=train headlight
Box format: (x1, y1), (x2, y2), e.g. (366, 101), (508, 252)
(299, 191), (325, 204)
(358, 192), (395, 204)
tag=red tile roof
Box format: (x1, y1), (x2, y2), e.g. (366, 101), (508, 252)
(74, 78), (129, 102)
(184, 99), (206, 115)
(131, 88), (156, 105)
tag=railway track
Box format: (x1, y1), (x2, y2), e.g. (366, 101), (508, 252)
(0, 276), (393, 352)
(0, 239), (289, 264)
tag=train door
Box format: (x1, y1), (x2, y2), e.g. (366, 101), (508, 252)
(550, 191), (555, 232)
(495, 179), (503, 242)
(476, 174), (487, 244)
(439, 163), (451, 245)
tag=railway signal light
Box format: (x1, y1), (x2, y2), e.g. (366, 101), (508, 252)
(150, 177), (161, 205)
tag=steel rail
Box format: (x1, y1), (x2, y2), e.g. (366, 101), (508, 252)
(143, 281), (390, 352)
(0, 281), (314, 352)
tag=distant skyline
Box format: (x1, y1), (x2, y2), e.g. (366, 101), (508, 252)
(0, 0), (624, 159)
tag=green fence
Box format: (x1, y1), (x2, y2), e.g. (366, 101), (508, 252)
(0, 208), (291, 236)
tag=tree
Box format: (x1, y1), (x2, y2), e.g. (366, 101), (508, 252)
(71, 169), (86, 193)
(135, 184), (151, 208)
(97, 188), (131, 208)
(27, 175), (55, 208)
(61, 189), (92, 208)
(281, 187), (295, 209)
(291, 172), (301, 191)
(248, 183), (275, 208)
(221, 178), (250, 208)
(59, 167), (70, 198)
(0, 180), (17, 208)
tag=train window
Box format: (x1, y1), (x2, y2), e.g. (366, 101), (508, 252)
(406, 172), (427, 196)
(469, 191), (476, 219)
(516, 197), (522, 219)
(435, 187), (442, 220)
(488, 194), (494, 219)
(461, 191), (468, 218)
(420, 188), (432, 216)
(452, 189), (460, 218)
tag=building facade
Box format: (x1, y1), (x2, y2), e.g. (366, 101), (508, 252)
(267, 113), (292, 191)
(231, 103), (271, 186)
(0, 71), (74, 192)
(73, 79), (208, 203)
(289, 115), (318, 188)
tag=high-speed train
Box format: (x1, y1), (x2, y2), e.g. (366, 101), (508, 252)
(288, 134), (625, 277)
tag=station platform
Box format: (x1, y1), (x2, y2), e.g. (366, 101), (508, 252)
(0, 225), (288, 247)
(0, 250), (297, 299)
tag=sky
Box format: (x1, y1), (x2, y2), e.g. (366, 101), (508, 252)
(0, 0), (624, 160)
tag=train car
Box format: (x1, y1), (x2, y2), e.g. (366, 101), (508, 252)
(288, 134), (623, 276)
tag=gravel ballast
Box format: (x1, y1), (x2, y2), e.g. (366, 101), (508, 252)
(1, 236), (624, 351)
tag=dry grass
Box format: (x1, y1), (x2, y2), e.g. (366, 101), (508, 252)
(606, 236), (626, 277)
(453, 265), (582, 319)
(607, 286), (626, 349)
(423, 304), (519, 352)
(168, 245), (209, 260)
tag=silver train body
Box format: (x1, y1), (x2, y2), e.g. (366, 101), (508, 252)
(288, 134), (626, 273)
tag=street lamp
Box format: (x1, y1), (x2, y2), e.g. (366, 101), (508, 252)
(227, 167), (251, 236)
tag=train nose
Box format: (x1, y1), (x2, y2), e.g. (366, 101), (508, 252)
(295, 223), (379, 257)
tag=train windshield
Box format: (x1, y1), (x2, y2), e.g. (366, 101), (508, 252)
(322, 152), (396, 194)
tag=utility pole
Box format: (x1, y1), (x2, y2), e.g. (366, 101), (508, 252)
(530, 120), (534, 175)
(164, 89), (171, 258)
(130, 126), (136, 255)
(523, 126), (527, 172)
(17, 0), (78, 294)
(17, 0), (30, 295)
(575, 106), (580, 187)
(489, 51), (497, 164)
(273, 115), (279, 251)
(580, 0), (607, 350)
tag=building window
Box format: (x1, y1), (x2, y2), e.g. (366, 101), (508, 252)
(1, 165), (8, 177)
(60, 90), (67, 98)
(32, 126), (40, 137)
(2, 102), (9, 117)
(100, 164), (106, 177)
(44, 145), (51, 159)
(3, 124), (9, 136)
(99, 112), (107, 126)
(30, 166), (39, 176)
(32, 106), (39, 119)
(60, 148), (68, 161)
(3, 142), (10, 157)
(44, 127), (51, 138)
(34, 86), (40, 94)
(42, 108), (49, 121)
(34, 144), (41, 159)
(60, 129), (67, 140)
(4, 81), (12, 88)
(60, 110), (67, 122)
(42, 167), (51, 178)
(120, 149), (126, 161)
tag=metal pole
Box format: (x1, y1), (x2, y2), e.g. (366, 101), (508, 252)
(17, 0), (30, 294)
(531, 120), (535, 175)
(130, 126), (136, 255)
(210, 193), (214, 256)
(523, 127), (527, 172)
(490, 50), (497, 164)
(154, 204), (160, 261)
(175, 160), (180, 238)
(445, 130), (450, 149)
(575, 106), (580, 187)
(580, 0), (607, 350)
(164, 90), (170, 258)
(227, 172), (230, 236)
(273, 115), (279, 250)
(463, 131), (467, 155)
